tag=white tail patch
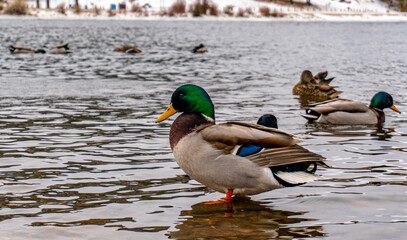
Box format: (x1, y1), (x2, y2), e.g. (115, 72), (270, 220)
(300, 114), (319, 121)
(274, 171), (318, 185)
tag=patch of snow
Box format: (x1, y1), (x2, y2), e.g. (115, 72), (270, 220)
(13, 0), (407, 21)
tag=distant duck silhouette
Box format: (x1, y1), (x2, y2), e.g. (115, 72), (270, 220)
(114, 45), (143, 54)
(49, 43), (72, 54)
(192, 44), (208, 53)
(9, 45), (45, 54)
(293, 70), (341, 101)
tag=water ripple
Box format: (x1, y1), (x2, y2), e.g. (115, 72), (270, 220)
(0, 19), (406, 239)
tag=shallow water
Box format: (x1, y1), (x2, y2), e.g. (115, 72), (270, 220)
(0, 19), (406, 239)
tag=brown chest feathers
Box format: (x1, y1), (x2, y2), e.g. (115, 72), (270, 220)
(169, 113), (214, 150)
(293, 83), (340, 99)
(371, 108), (385, 124)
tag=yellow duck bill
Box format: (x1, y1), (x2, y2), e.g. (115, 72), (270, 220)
(156, 103), (178, 122)
(390, 104), (401, 113)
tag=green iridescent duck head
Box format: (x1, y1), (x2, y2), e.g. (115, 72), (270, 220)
(156, 85), (215, 122)
(369, 92), (401, 113)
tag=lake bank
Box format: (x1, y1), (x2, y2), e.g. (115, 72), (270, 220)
(2, 0), (407, 22)
(2, 9), (407, 21)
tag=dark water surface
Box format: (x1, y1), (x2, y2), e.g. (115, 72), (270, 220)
(0, 19), (406, 239)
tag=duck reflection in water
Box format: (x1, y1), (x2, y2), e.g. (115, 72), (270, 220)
(167, 198), (325, 239)
(371, 126), (396, 141)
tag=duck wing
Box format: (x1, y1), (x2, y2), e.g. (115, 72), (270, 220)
(247, 144), (326, 186)
(51, 43), (69, 49)
(317, 83), (336, 92)
(305, 98), (369, 114)
(320, 77), (335, 85)
(316, 84), (342, 99)
(199, 122), (300, 153)
(197, 122), (326, 189)
(246, 144), (325, 167)
(315, 70), (328, 80)
(9, 45), (33, 51)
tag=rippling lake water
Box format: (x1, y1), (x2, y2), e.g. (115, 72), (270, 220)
(0, 19), (406, 239)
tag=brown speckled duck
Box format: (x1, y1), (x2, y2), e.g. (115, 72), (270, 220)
(114, 45), (143, 54)
(156, 84), (325, 203)
(293, 70), (341, 101)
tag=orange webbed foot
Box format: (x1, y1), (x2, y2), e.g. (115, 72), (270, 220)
(204, 189), (233, 205)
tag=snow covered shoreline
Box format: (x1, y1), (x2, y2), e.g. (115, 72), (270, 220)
(3, 0), (407, 21)
(2, 11), (407, 22)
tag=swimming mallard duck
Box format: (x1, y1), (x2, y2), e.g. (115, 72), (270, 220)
(9, 45), (45, 54)
(301, 91), (401, 124)
(156, 85), (325, 202)
(293, 70), (341, 100)
(49, 43), (72, 54)
(114, 45), (143, 54)
(192, 44), (208, 53)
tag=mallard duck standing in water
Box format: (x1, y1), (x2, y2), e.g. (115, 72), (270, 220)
(114, 45), (143, 54)
(293, 70), (341, 100)
(301, 91), (401, 124)
(156, 85), (325, 203)
(9, 45), (45, 54)
(49, 43), (72, 54)
(192, 44), (208, 53)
